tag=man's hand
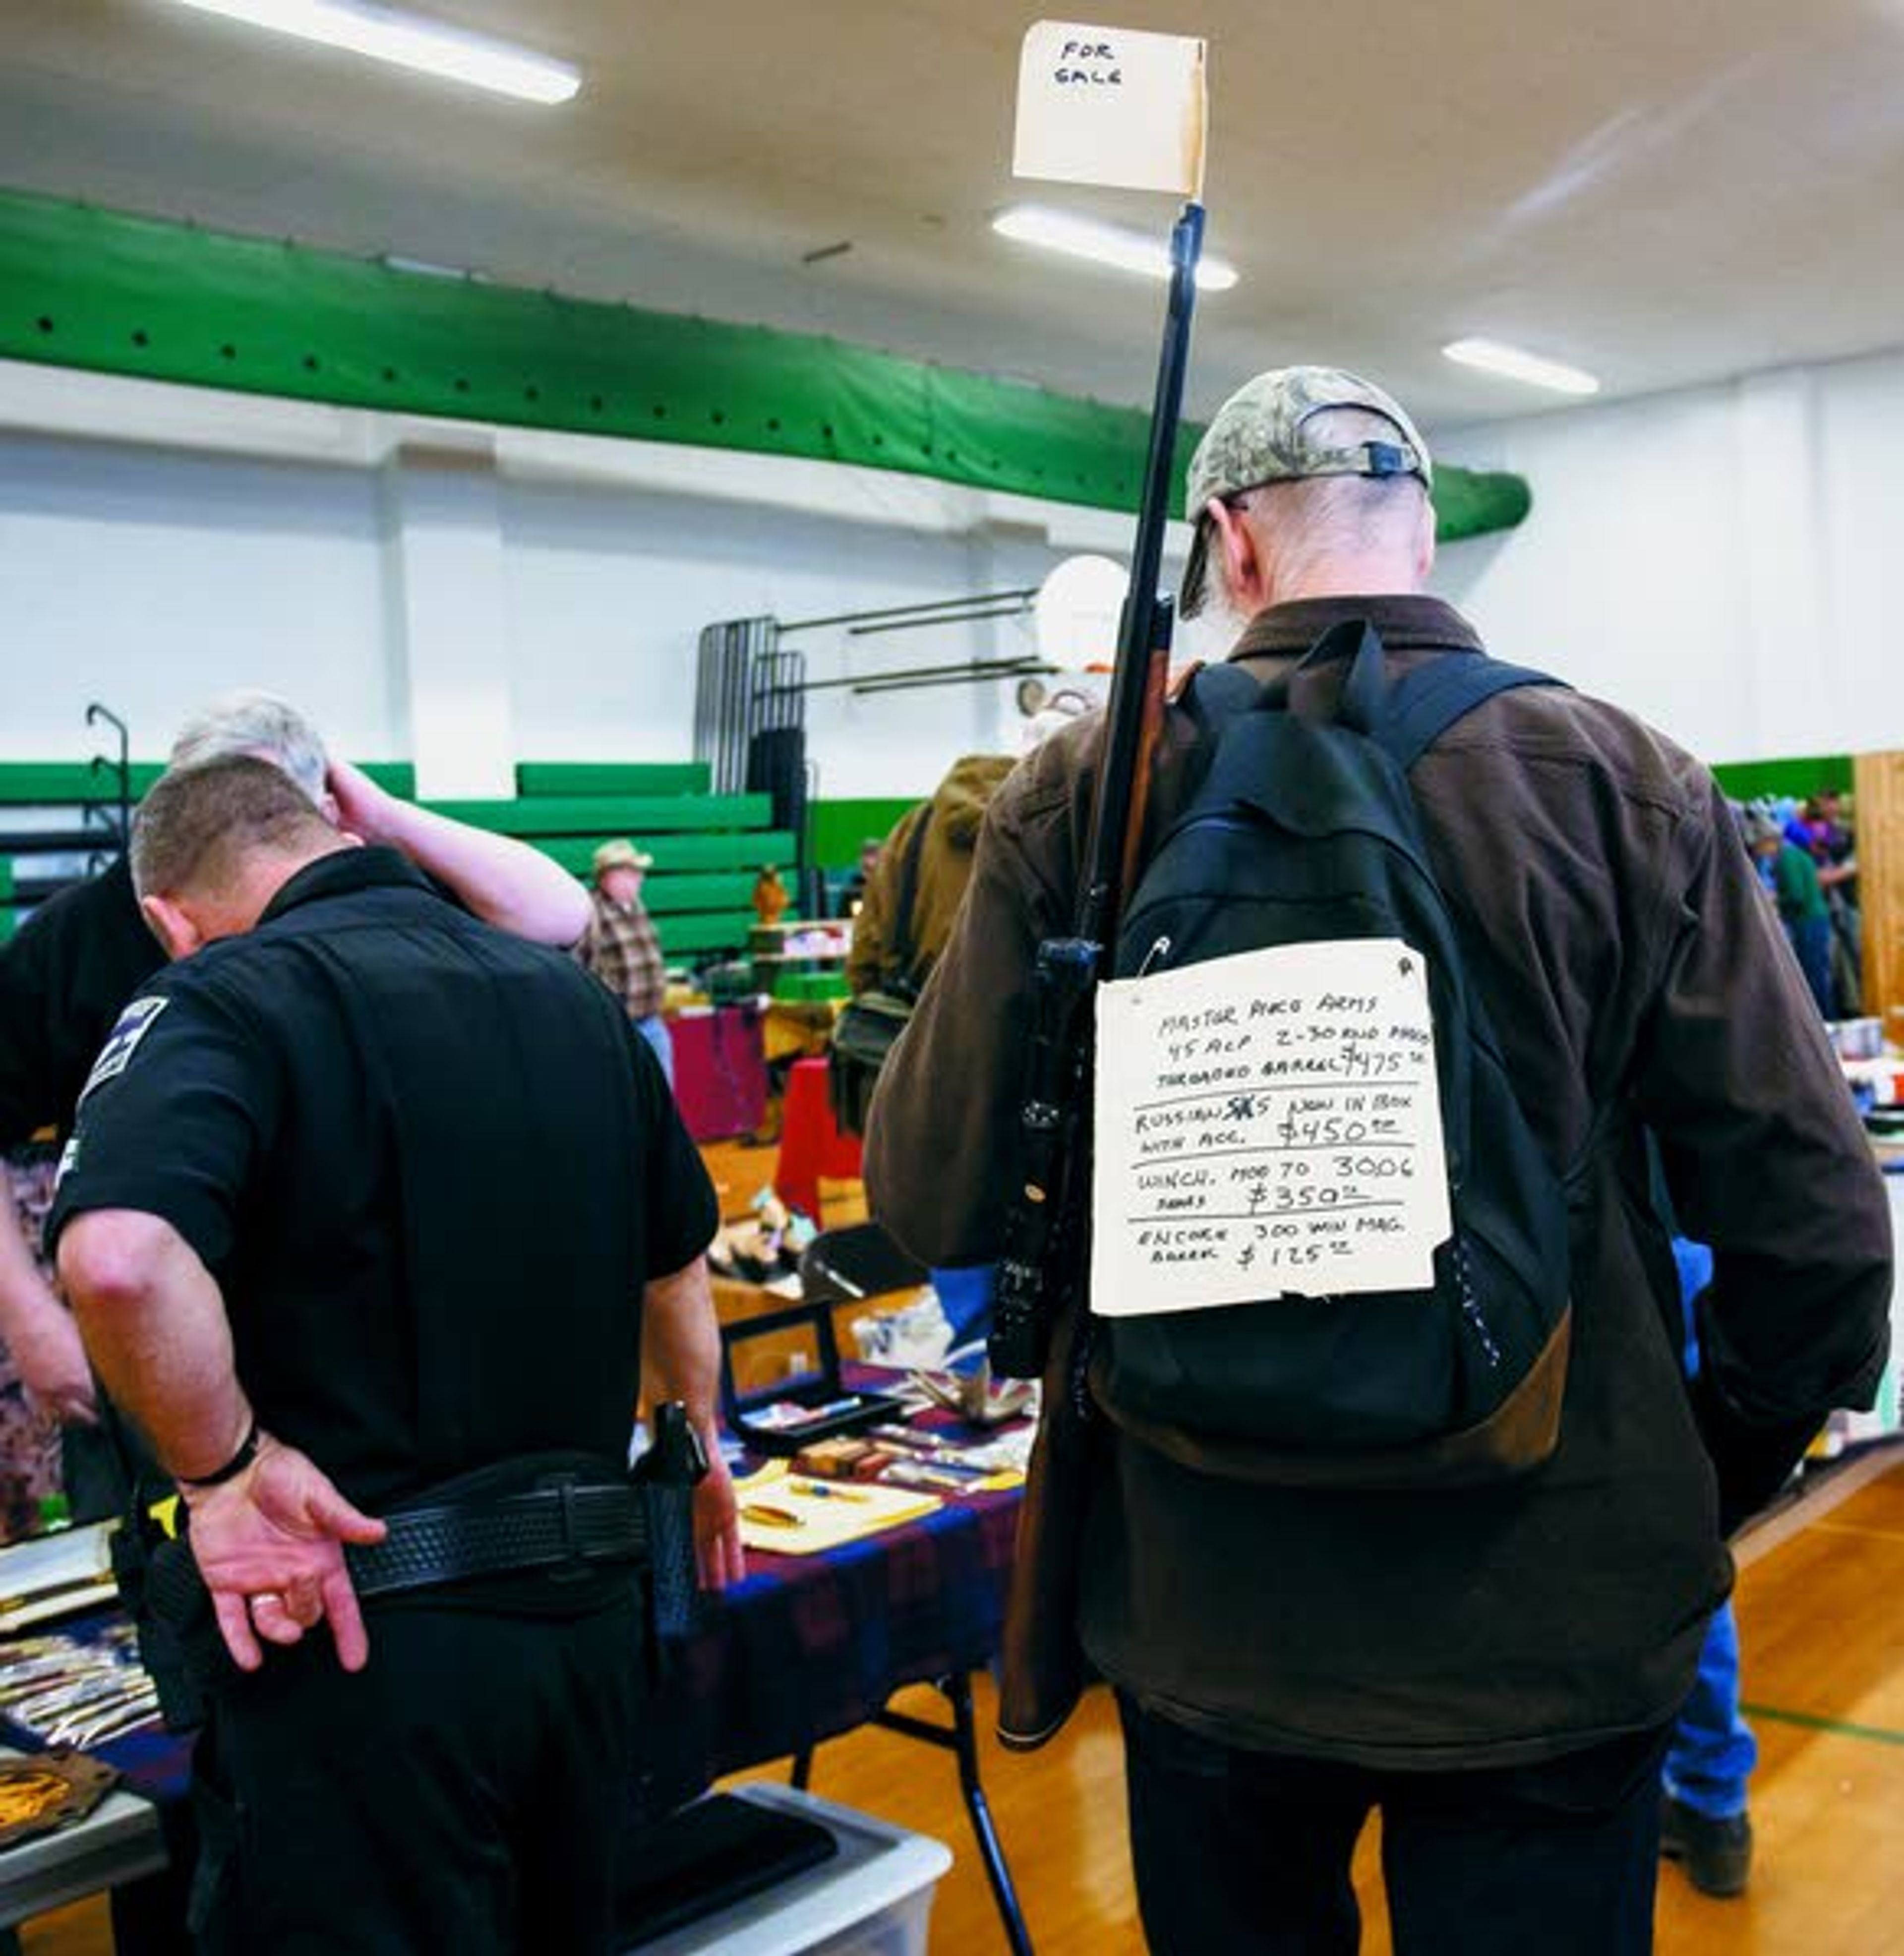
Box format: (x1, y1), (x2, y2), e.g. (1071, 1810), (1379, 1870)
(182, 1436), (388, 1673)
(8, 1285), (98, 1427)
(693, 1448), (745, 1592)
(323, 759), (396, 846)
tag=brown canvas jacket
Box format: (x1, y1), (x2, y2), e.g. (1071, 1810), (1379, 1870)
(846, 754), (1019, 997)
(866, 593), (1891, 1767)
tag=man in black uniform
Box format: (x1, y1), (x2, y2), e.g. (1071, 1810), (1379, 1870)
(0, 691), (591, 1507)
(52, 756), (741, 1955)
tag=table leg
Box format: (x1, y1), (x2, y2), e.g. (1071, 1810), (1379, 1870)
(872, 1671), (1034, 1956)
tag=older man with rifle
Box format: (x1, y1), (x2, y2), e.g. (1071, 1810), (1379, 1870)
(866, 365), (1890, 1954)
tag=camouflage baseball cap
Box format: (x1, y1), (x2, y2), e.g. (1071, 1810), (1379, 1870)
(1180, 366), (1432, 616)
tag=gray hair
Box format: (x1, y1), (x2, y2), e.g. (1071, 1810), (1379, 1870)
(169, 692), (329, 803)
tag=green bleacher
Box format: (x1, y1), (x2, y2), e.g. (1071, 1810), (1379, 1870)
(1, 757), (780, 962)
(514, 762), (710, 798)
(501, 765), (777, 960)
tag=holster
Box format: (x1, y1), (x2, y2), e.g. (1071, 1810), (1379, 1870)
(111, 1502), (221, 1733)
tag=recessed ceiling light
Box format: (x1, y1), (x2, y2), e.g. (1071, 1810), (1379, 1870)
(161, 0), (581, 105)
(1442, 338), (1600, 396)
(992, 206), (1238, 292)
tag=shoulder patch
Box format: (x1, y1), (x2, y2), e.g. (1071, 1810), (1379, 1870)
(79, 996), (170, 1103)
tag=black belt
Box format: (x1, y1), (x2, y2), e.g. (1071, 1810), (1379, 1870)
(343, 1479), (650, 1599)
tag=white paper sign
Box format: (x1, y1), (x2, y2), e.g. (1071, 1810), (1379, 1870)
(1090, 940), (1453, 1317)
(1013, 21), (1208, 197)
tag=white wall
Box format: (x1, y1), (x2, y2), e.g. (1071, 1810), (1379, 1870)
(1434, 345), (1904, 763)
(0, 430), (393, 758)
(0, 362), (1143, 800)
(12, 341), (1904, 805)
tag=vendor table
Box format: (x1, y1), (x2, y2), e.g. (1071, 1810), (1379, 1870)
(0, 1423), (1033, 1952)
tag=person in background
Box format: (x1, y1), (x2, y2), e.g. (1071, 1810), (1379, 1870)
(838, 837), (883, 918)
(849, 753), (1017, 1350)
(579, 838), (673, 1086)
(1661, 1237), (1758, 1899)
(845, 756), (1017, 1001)
(868, 364), (1892, 1955)
(54, 757), (739, 1954)
(1811, 789), (1862, 1014)
(1744, 808), (1834, 1016)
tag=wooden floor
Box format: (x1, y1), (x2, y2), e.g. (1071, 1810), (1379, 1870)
(18, 1133), (1903, 1953)
(753, 1452), (1904, 1956)
(21, 1455), (1902, 1956)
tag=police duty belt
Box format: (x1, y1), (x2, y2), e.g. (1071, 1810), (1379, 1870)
(344, 1478), (654, 1598)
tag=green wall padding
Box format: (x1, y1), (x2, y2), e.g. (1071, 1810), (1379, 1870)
(810, 798), (923, 867)
(0, 760), (411, 801)
(516, 762), (711, 798)
(1711, 756), (1854, 803)
(0, 762), (165, 802)
(422, 792), (769, 836)
(532, 831), (795, 875)
(356, 763), (416, 797)
(0, 188), (1529, 542)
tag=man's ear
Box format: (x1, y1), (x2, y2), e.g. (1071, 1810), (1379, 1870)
(1208, 499), (1270, 616)
(140, 893), (202, 961)
(1414, 488), (1437, 583)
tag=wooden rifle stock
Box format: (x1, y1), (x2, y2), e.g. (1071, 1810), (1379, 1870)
(992, 204), (1205, 1748)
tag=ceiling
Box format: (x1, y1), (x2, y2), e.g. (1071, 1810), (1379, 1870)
(4, 0), (1904, 431)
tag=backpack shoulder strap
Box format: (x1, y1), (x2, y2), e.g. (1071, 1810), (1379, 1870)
(1178, 659), (1264, 740)
(1376, 653), (1567, 772)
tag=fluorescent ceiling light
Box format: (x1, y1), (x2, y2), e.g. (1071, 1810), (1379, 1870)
(993, 206), (1239, 292)
(162, 0), (581, 105)
(1442, 337), (1600, 396)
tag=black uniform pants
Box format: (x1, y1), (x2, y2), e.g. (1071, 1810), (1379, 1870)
(1119, 1693), (1670, 1956)
(189, 1585), (645, 1956)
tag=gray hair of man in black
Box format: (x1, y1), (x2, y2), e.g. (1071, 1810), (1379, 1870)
(169, 692), (330, 805)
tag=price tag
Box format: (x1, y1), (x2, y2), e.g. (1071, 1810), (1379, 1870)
(1090, 940), (1452, 1316)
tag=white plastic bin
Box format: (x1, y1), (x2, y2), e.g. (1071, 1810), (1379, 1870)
(623, 1781), (953, 1956)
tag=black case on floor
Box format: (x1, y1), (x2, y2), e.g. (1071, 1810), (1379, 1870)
(618, 1792), (838, 1946)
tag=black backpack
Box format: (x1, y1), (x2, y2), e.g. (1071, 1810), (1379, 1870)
(1089, 619), (1578, 1489)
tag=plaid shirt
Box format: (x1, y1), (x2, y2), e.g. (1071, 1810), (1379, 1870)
(579, 889), (666, 1020)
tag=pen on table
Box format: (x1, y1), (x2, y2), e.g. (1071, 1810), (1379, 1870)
(786, 1478), (872, 1503)
(740, 1503), (805, 1529)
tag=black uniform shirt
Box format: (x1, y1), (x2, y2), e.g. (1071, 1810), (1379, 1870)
(0, 857), (163, 1148)
(47, 847), (716, 1510)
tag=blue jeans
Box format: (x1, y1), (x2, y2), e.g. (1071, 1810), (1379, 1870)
(1667, 1234), (1757, 1817)
(635, 1014), (674, 1089)
(1786, 916), (1834, 1017)
(1665, 1601), (1757, 1819)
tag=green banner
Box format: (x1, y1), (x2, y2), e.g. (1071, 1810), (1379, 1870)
(0, 189), (1531, 541)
